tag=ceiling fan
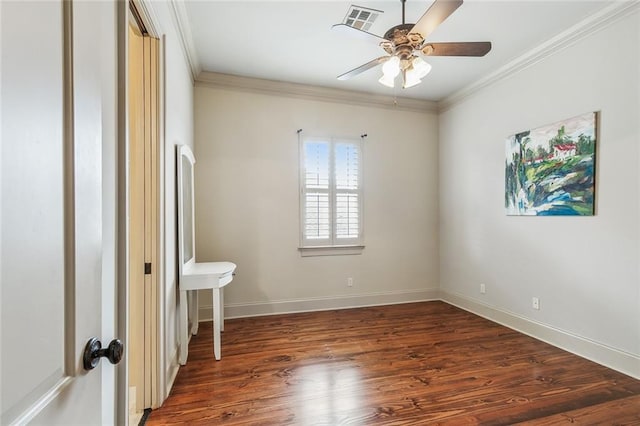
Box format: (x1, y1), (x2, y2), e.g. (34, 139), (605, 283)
(333, 0), (491, 89)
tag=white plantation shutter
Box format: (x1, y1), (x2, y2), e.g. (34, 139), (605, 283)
(336, 193), (359, 239)
(303, 141), (330, 242)
(305, 193), (330, 240)
(335, 142), (360, 240)
(300, 137), (363, 247)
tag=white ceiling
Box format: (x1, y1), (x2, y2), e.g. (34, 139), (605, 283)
(183, 1), (609, 102)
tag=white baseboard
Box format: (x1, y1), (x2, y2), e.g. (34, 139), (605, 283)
(198, 288), (440, 321)
(440, 291), (640, 380)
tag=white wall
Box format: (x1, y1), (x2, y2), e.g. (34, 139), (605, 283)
(147, 0), (195, 390)
(193, 87), (439, 315)
(438, 10), (639, 377)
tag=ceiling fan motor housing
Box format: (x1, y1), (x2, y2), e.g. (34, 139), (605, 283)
(383, 24), (425, 48)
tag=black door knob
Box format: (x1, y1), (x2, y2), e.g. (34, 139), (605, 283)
(83, 337), (124, 371)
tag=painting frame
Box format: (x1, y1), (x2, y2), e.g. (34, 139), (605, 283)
(505, 112), (598, 216)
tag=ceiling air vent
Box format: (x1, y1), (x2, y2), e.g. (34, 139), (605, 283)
(342, 5), (383, 32)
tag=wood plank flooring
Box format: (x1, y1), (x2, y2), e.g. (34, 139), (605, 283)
(147, 301), (640, 425)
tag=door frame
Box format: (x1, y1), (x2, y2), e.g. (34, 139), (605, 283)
(117, 1), (167, 423)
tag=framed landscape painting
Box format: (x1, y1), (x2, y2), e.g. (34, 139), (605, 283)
(505, 112), (597, 216)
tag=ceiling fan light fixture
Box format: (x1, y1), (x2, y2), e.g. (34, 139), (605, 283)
(403, 76), (422, 89)
(378, 73), (396, 88)
(411, 56), (432, 79)
(379, 55), (400, 87)
(403, 70), (422, 89)
(381, 55), (400, 78)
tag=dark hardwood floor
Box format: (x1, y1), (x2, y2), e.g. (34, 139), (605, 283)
(147, 301), (640, 425)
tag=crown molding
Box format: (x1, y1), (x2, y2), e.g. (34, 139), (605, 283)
(196, 71), (438, 113)
(168, 0), (201, 82)
(438, 1), (640, 113)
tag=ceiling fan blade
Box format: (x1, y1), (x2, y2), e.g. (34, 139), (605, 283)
(422, 41), (492, 56)
(410, 0), (464, 40)
(337, 56), (390, 81)
(332, 23), (388, 43)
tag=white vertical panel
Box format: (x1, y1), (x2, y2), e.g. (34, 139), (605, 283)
(0, 2), (66, 421)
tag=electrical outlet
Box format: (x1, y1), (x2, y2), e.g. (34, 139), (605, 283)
(532, 297), (540, 310)
(480, 283), (486, 294)
(347, 277), (353, 287)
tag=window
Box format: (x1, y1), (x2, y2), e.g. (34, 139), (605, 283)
(300, 137), (363, 253)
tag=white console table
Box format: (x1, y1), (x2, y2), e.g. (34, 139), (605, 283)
(178, 260), (236, 364)
(177, 144), (236, 364)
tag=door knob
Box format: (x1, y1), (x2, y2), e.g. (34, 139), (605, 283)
(83, 337), (124, 370)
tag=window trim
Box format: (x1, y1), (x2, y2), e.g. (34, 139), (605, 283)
(298, 136), (364, 254)
(298, 245), (365, 257)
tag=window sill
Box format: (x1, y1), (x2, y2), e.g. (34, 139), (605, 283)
(298, 245), (365, 257)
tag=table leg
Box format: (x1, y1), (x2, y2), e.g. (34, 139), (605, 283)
(220, 287), (225, 332)
(178, 289), (188, 365)
(190, 290), (199, 335)
(213, 288), (221, 360)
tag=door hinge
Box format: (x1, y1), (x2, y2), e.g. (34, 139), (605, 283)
(144, 262), (152, 275)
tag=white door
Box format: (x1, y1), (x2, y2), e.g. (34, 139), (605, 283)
(1, 1), (118, 424)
